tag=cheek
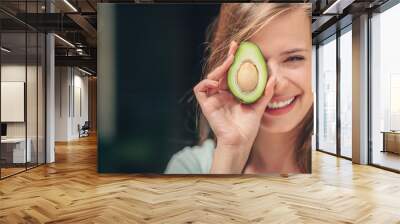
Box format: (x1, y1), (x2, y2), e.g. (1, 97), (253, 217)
(285, 66), (313, 115)
(259, 63), (313, 133)
(284, 64), (311, 94)
(297, 78), (313, 119)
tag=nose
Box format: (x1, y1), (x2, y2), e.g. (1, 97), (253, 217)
(267, 61), (288, 94)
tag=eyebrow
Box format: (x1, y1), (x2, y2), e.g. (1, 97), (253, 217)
(281, 48), (308, 55)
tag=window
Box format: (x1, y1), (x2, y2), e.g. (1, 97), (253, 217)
(317, 35), (337, 155)
(370, 3), (400, 171)
(339, 27), (352, 158)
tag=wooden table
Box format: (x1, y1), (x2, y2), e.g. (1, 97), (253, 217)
(1, 138), (32, 164)
(381, 131), (400, 154)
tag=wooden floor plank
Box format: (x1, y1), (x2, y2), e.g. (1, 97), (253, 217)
(0, 135), (400, 223)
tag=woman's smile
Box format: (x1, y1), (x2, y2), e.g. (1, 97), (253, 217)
(264, 95), (298, 116)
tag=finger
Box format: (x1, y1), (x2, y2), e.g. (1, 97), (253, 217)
(252, 76), (276, 114)
(208, 87), (219, 96)
(216, 90), (235, 102)
(193, 79), (219, 104)
(218, 75), (228, 90)
(264, 76), (276, 98)
(254, 76), (276, 109)
(227, 41), (238, 56)
(194, 79), (219, 92)
(207, 54), (234, 81)
(207, 90), (236, 109)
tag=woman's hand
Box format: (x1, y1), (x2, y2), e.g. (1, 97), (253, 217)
(193, 41), (276, 174)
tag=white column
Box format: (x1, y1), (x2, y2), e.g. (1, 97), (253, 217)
(46, 1), (56, 163)
(46, 33), (55, 163)
(352, 14), (369, 164)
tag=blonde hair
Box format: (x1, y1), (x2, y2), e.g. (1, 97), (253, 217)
(205, 3), (311, 76)
(197, 2), (313, 173)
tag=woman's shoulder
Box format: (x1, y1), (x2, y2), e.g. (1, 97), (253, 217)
(164, 139), (215, 174)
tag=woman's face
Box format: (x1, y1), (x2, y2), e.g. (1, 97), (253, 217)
(250, 8), (313, 133)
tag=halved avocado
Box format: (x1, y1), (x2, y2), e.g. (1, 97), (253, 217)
(227, 41), (268, 104)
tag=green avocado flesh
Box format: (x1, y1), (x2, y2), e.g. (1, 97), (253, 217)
(227, 41), (268, 104)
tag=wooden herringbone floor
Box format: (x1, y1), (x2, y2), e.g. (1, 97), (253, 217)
(1, 135), (400, 224)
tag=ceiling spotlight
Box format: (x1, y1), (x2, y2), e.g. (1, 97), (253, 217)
(77, 67), (93, 76)
(63, 0), (78, 12)
(323, 0), (355, 15)
(1, 47), (11, 53)
(54, 34), (75, 48)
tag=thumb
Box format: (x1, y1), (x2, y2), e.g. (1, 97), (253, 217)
(252, 76), (276, 115)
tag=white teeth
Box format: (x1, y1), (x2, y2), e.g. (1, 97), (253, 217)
(267, 97), (295, 109)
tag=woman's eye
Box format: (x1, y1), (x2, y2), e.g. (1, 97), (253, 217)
(285, 56), (304, 63)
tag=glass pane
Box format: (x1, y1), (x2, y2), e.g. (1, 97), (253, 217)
(27, 31), (38, 169)
(1, 32), (27, 177)
(312, 45), (317, 151)
(38, 33), (45, 165)
(317, 36), (337, 154)
(340, 29), (352, 158)
(371, 4), (400, 171)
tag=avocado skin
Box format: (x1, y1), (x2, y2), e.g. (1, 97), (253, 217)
(227, 41), (268, 104)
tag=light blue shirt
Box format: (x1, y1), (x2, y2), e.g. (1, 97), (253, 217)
(164, 139), (215, 174)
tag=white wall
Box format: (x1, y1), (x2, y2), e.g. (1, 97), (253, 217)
(1, 65), (39, 138)
(1, 65), (27, 141)
(72, 73), (89, 138)
(55, 66), (89, 141)
(1, 64), (26, 81)
(1, 82), (25, 122)
(55, 66), (69, 141)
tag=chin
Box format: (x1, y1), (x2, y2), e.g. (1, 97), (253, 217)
(259, 119), (298, 133)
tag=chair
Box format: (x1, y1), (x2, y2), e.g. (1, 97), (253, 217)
(78, 121), (90, 138)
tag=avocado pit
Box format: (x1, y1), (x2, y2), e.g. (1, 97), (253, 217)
(236, 61), (259, 93)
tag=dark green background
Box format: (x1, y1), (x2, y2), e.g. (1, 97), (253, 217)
(98, 4), (220, 173)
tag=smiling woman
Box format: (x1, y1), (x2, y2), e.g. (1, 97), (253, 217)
(165, 3), (313, 174)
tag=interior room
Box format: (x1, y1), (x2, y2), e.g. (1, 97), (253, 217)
(0, 27), (46, 177)
(0, 0), (399, 223)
